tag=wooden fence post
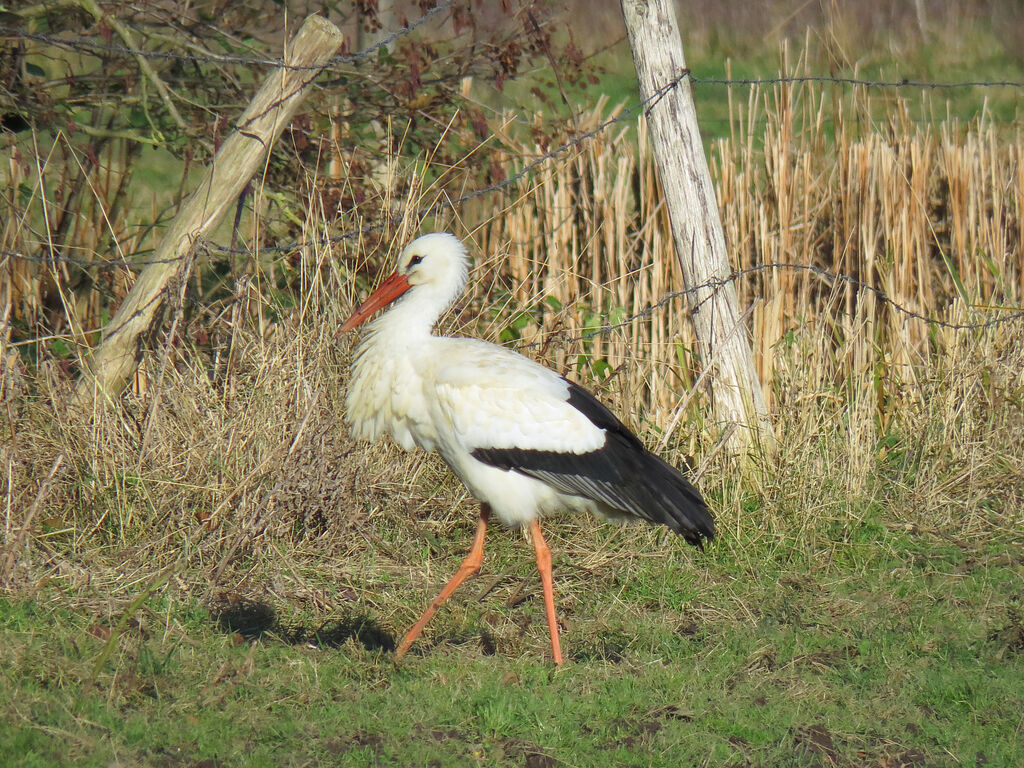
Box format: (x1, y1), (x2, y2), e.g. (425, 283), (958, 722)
(75, 15), (344, 407)
(621, 0), (772, 455)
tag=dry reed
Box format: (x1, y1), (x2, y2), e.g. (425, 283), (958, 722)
(465, 79), (1023, 449)
(2, 64), (1022, 601)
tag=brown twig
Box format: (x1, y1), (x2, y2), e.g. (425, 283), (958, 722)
(75, 0), (187, 131)
(0, 453), (64, 585)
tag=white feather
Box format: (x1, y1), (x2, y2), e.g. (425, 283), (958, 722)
(430, 339), (606, 454)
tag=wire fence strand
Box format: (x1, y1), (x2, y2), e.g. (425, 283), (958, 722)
(6, 255), (1022, 352)
(6, 59), (1023, 271)
(8, 14), (1024, 91)
(2, 0), (455, 72)
(5, 13), (1024, 344)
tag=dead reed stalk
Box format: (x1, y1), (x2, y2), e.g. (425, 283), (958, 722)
(1, 66), (1021, 597)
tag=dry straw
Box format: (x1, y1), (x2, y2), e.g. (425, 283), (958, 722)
(2, 67), (1022, 597)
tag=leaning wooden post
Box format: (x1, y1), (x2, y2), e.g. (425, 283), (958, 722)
(621, 0), (772, 454)
(75, 15), (344, 406)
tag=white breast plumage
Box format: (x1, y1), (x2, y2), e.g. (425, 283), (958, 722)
(346, 331), (436, 452)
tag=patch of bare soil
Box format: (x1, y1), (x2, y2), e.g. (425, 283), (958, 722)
(990, 604), (1024, 658)
(795, 723), (840, 766)
(793, 724), (934, 768)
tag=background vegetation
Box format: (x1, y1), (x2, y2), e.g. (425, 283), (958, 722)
(2, 1), (1022, 766)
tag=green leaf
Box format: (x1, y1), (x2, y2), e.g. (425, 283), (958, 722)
(17, 181), (34, 207)
(674, 340), (692, 369)
(608, 304), (628, 326)
(509, 311), (532, 331)
(940, 251), (971, 306)
(591, 358), (612, 379)
(543, 295), (562, 312)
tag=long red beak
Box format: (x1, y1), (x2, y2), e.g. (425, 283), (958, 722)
(339, 271), (412, 333)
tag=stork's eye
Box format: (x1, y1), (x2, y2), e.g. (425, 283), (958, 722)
(408, 254), (424, 267)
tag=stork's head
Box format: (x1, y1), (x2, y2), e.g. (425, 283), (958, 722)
(398, 233), (469, 291)
(341, 233), (470, 332)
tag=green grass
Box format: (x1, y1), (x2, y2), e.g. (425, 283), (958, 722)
(3, 518), (1021, 767)
(498, 25), (1024, 146)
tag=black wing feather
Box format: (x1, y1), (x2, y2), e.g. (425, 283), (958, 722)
(471, 381), (713, 546)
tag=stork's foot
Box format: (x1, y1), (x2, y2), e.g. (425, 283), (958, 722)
(394, 505), (490, 661)
(529, 519), (563, 666)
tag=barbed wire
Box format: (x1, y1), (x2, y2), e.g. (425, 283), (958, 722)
(575, 263), (1024, 343)
(8, 9), (1024, 92)
(689, 74), (1024, 89)
(11, 12), (1024, 92)
(6, 6), (1024, 269)
(5, 119), (1024, 338)
(5, 14), (1024, 342)
(503, 264), (1021, 355)
(0, 66), (690, 269)
(6, 254), (1021, 352)
(6, 240), (1022, 335)
(0, 248), (146, 269)
(7, 59), (1022, 271)
(1, 0), (454, 73)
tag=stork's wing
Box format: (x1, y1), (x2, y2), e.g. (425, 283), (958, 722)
(431, 341), (713, 545)
(431, 342), (607, 453)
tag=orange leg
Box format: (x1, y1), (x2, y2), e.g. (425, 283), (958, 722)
(529, 519), (563, 666)
(395, 504), (490, 661)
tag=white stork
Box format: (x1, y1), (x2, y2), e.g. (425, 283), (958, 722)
(341, 233), (713, 665)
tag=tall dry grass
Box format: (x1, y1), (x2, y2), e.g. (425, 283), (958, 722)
(464, 76), (1023, 533)
(2, 69), (1022, 601)
(470, 86), (1023, 411)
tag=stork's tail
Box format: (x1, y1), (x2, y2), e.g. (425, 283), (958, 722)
(632, 446), (714, 547)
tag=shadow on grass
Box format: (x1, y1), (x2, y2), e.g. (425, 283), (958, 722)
(211, 598), (396, 652)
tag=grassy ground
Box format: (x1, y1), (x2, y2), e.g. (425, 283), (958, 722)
(2, 281), (1021, 768)
(4, 141), (1023, 766)
(3, 512), (1021, 767)
(3, 335), (1023, 768)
